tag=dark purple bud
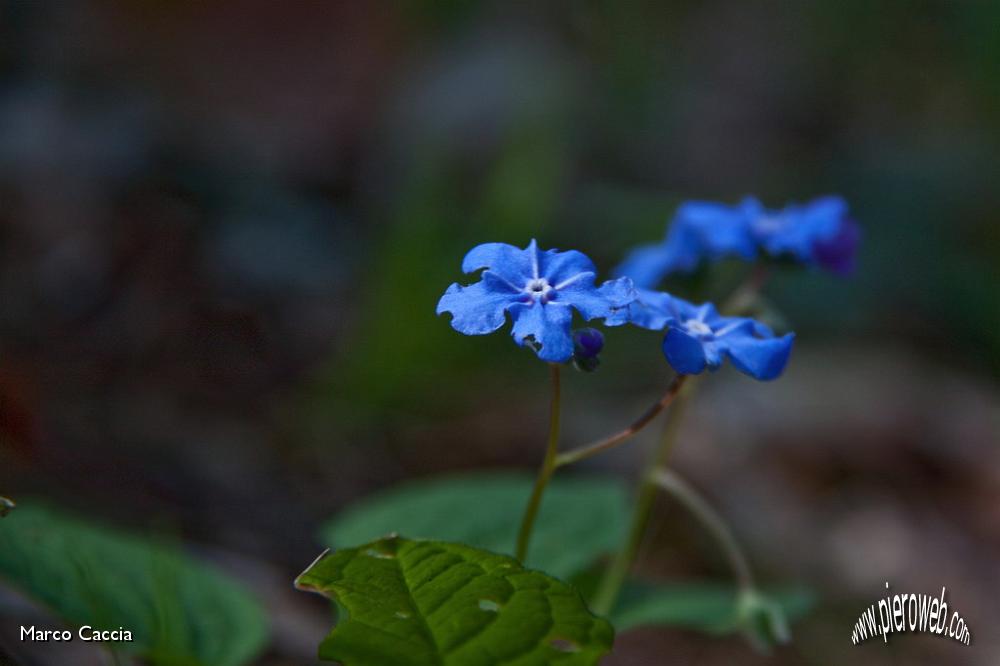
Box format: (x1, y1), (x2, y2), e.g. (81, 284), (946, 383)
(814, 217), (860, 276)
(573, 328), (605, 359)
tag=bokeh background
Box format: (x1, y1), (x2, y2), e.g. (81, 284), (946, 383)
(1, 2), (998, 664)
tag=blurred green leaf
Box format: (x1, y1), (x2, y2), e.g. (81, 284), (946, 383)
(320, 472), (627, 580)
(295, 536), (613, 665)
(0, 502), (267, 666)
(611, 580), (813, 635)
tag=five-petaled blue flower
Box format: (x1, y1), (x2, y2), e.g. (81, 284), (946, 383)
(437, 240), (635, 362)
(609, 289), (794, 380)
(614, 195), (859, 287)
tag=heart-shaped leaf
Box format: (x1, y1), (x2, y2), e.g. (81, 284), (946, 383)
(0, 502), (267, 666)
(296, 536), (613, 665)
(320, 472), (627, 579)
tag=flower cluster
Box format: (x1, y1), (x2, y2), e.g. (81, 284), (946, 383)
(437, 195), (855, 381)
(614, 196), (859, 288)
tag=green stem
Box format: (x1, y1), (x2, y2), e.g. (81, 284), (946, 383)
(515, 363), (562, 563)
(554, 374), (687, 468)
(591, 385), (692, 615)
(591, 267), (773, 614)
(653, 468), (791, 648)
(651, 468), (754, 592)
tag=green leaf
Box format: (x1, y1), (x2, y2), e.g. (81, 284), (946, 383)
(296, 536), (614, 665)
(611, 580), (813, 635)
(0, 502), (267, 666)
(321, 472), (627, 579)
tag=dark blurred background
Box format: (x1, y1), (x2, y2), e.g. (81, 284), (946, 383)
(1, 2), (998, 664)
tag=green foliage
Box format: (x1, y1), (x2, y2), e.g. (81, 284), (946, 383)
(0, 502), (267, 666)
(320, 472), (627, 579)
(296, 536), (613, 665)
(611, 580), (813, 636)
(736, 589), (793, 653)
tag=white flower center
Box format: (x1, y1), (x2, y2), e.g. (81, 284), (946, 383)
(684, 319), (713, 338)
(753, 214), (787, 234)
(524, 278), (554, 303)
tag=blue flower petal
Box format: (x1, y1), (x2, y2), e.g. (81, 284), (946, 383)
(614, 197), (762, 287)
(661, 327), (708, 375)
(608, 288), (674, 329)
(675, 200), (757, 260)
(509, 301), (575, 362)
(709, 316), (758, 337)
(722, 332), (795, 381)
(749, 319), (776, 337)
(559, 276), (634, 323)
(539, 247), (599, 285)
(461, 241), (535, 285)
(436, 275), (519, 335)
(694, 301), (723, 326)
(598, 277), (637, 308)
(753, 196), (850, 264)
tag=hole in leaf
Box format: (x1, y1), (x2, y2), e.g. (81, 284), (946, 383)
(549, 638), (580, 653)
(478, 599), (500, 612)
(395, 611), (411, 619)
(364, 548), (395, 559)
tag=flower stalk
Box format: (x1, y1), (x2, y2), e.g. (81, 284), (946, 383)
(591, 386), (692, 615)
(554, 374), (687, 468)
(651, 468), (753, 591)
(517, 372), (688, 565)
(653, 467), (791, 650)
(591, 268), (771, 615)
(515, 363), (562, 562)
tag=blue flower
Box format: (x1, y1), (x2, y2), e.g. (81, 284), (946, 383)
(614, 200), (757, 288)
(437, 240), (635, 362)
(611, 290), (794, 380)
(615, 196), (859, 286)
(748, 196), (858, 273)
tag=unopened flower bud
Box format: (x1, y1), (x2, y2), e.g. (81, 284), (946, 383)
(570, 328), (604, 372)
(573, 328), (604, 359)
